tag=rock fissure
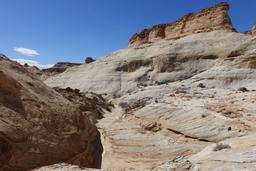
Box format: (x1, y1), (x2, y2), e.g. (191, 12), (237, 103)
(166, 128), (212, 143)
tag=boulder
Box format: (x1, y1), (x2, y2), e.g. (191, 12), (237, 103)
(85, 57), (96, 64)
(0, 58), (103, 170)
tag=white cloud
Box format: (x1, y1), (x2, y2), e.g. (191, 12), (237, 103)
(14, 47), (40, 57)
(12, 58), (54, 69)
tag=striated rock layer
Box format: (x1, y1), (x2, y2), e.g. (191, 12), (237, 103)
(45, 29), (256, 170)
(0, 58), (103, 170)
(128, 2), (234, 47)
(45, 31), (256, 96)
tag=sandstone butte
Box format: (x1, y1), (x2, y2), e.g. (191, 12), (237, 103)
(2, 1), (256, 171)
(128, 2), (241, 48)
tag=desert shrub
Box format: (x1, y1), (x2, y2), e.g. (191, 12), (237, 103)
(237, 87), (249, 92)
(201, 114), (207, 118)
(197, 83), (206, 88)
(227, 49), (244, 58)
(213, 143), (231, 151)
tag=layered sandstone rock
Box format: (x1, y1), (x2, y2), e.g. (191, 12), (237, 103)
(190, 134), (256, 170)
(46, 31), (256, 96)
(3, 1), (256, 170)
(0, 58), (103, 170)
(45, 30), (256, 170)
(128, 2), (234, 47)
(43, 3), (256, 170)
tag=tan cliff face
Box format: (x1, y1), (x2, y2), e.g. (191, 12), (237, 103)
(128, 2), (235, 47)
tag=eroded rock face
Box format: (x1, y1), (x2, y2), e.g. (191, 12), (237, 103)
(128, 2), (234, 47)
(53, 87), (112, 124)
(0, 58), (103, 170)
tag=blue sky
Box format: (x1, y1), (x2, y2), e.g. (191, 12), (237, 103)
(0, 0), (255, 68)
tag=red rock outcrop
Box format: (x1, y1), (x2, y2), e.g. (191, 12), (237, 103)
(128, 2), (235, 47)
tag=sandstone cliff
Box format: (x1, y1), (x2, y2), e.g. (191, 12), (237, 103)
(0, 57), (104, 170)
(128, 2), (235, 47)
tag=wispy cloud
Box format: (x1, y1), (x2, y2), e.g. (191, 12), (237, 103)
(14, 47), (40, 57)
(12, 58), (53, 69)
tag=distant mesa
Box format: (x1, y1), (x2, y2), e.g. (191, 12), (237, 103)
(42, 62), (81, 73)
(128, 2), (236, 47)
(23, 57), (96, 80)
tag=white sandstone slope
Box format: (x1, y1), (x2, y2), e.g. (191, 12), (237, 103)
(45, 31), (256, 96)
(43, 30), (256, 170)
(42, 3), (256, 170)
